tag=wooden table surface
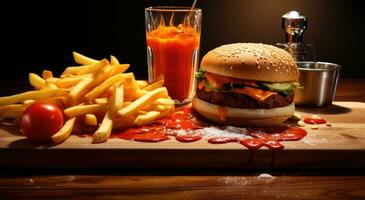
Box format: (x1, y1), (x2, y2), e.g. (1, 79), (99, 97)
(1, 78), (365, 200)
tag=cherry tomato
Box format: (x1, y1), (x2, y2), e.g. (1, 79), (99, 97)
(21, 103), (63, 142)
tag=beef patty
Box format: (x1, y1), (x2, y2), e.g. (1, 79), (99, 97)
(196, 88), (294, 109)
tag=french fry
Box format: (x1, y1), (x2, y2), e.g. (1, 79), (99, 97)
(143, 79), (164, 91)
(0, 52), (175, 145)
(95, 98), (130, 106)
(42, 70), (53, 80)
(62, 59), (109, 75)
(51, 117), (76, 144)
(23, 100), (35, 105)
(84, 114), (97, 126)
(153, 98), (175, 106)
(118, 87), (168, 117)
(123, 73), (140, 91)
(85, 74), (125, 102)
(36, 97), (65, 108)
(73, 51), (98, 65)
(68, 75), (93, 105)
(142, 104), (167, 112)
(93, 84), (124, 143)
(64, 104), (106, 118)
(41, 82), (58, 90)
(110, 55), (120, 65)
(29, 73), (45, 90)
(110, 64), (130, 75)
(95, 98), (108, 105)
(60, 74), (75, 78)
(136, 80), (149, 89)
(0, 104), (29, 118)
(0, 89), (69, 106)
(133, 111), (161, 126)
(53, 76), (84, 88)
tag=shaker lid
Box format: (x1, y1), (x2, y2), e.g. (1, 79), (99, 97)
(282, 11), (307, 30)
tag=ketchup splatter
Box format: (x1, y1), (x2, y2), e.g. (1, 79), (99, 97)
(156, 107), (202, 130)
(111, 126), (169, 142)
(240, 139), (264, 149)
(112, 107), (203, 143)
(242, 127), (307, 150)
(303, 117), (326, 125)
(109, 107), (307, 150)
(175, 135), (202, 143)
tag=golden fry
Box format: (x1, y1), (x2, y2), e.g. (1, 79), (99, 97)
(143, 79), (164, 91)
(133, 111), (161, 126)
(51, 117), (76, 144)
(42, 70), (53, 80)
(85, 74), (125, 102)
(0, 52), (175, 144)
(0, 89), (68, 106)
(93, 84), (124, 143)
(118, 87), (168, 117)
(62, 59), (109, 75)
(84, 114), (98, 126)
(95, 98), (108, 105)
(64, 104), (106, 118)
(110, 55), (120, 65)
(110, 64), (130, 75)
(136, 80), (149, 89)
(29, 73), (45, 90)
(0, 104), (29, 118)
(54, 76), (84, 88)
(73, 51), (98, 65)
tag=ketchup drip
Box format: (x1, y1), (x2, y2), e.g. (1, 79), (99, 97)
(175, 135), (202, 143)
(303, 117), (326, 125)
(111, 126), (169, 142)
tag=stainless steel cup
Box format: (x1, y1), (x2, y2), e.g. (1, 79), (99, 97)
(294, 62), (341, 107)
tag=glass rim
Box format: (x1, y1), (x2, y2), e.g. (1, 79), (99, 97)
(145, 6), (201, 12)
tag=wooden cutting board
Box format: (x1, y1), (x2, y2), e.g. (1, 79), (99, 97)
(0, 101), (364, 169)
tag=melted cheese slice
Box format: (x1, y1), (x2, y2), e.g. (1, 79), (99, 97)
(202, 72), (277, 102)
(205, 72), (257, 88)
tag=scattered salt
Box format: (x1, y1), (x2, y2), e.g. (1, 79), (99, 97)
(311, 115), (321, 119)
(258, 173), (275, 179)
(197, 126), (250, 140)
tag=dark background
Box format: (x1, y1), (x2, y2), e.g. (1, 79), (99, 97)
(0, 0), (363, 82)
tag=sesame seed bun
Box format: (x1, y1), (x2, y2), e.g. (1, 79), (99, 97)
(201, 43), (298, 82)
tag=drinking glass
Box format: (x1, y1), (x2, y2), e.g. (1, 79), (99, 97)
(145, 6), (202, 105)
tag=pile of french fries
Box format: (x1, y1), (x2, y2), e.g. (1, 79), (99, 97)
(0, 52), (174, 143)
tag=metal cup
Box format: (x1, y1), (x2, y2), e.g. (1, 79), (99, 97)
(294, 62), (341, 107)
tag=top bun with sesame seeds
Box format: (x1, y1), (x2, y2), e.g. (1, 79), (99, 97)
(200, 43), (298, 82)
(193, 43), (301, 127)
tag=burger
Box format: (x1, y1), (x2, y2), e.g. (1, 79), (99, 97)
(192, 43), (302, 126)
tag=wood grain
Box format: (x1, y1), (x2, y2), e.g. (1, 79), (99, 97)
(0, 175), (364, 200)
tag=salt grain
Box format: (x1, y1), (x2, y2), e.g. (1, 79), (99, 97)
(258, 173), (275, 179)
(198, 126), (250, 139)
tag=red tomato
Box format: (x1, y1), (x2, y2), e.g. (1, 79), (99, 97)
(21, 103), (63, 142)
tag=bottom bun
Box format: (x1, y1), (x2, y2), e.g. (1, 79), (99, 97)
(192, 96), (295, 127)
